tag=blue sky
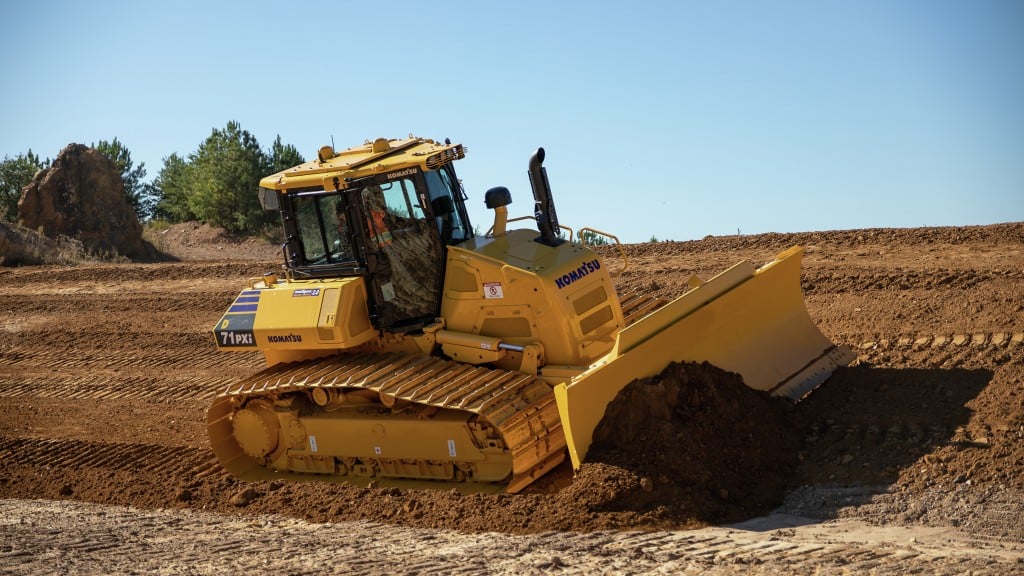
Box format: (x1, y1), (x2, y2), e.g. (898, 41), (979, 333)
(2, 1), (1021, 243)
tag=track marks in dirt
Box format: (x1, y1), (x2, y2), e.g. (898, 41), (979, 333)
(0, 437), (221, 481)
(1, 344), (260, 372)
(0, 374), (236, 403)
(2, 500), (1020, 576)
(851, 331), (1023, 369)
(803, 268), (1024, 295)
(0, 345), (262, 407)
(0, 260), (276, 287)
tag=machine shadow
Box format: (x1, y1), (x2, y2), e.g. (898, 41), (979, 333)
(573, 363), (993, 527)
(786, 364), (994, 507)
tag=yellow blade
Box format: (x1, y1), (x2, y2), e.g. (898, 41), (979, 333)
(554, 246), (854, 469)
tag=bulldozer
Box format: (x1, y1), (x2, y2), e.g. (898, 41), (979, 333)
(208, 136), (854, 493)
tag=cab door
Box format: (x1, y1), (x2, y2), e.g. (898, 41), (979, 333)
(359, 176), (444, 329)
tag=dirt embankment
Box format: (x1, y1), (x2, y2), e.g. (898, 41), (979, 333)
(1, 222), (1022, 574)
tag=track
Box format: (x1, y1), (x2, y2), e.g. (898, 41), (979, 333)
(208, 351), (566, 492)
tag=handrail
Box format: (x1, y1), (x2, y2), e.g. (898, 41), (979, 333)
(578, 226), (630, 276)
(485, 216), (575, 240)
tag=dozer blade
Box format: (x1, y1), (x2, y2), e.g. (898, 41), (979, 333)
(553, 245), (855, 469)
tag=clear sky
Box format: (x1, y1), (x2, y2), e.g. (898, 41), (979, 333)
(2, 1), (1021, 243)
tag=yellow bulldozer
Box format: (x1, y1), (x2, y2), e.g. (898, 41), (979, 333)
(208, 136), (854, 493)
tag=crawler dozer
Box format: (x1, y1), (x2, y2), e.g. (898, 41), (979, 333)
(208, 136), (854, 493)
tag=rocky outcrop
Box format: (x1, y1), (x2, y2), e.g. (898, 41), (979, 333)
(18, 143), (146, 259)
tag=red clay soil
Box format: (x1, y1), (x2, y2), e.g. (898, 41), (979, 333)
(584, 362), (803, 526)
(1, 221), (1022, 537)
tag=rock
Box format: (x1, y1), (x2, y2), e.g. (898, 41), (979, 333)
(230, 487), (260, 507)
(18, 143), (148, 260)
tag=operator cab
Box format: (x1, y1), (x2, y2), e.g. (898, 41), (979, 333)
(269, 161), (472, 331)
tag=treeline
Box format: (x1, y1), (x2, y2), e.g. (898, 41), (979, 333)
(0, 121), (303, 234)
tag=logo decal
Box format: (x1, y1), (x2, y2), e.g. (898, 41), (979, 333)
(292, 288), (321, 297)
(555, 259), (602, 289)
(385, 168), (417, 179)
(214, 313), (256, 348)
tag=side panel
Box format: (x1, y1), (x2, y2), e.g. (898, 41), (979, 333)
(213, 277), (377, 356)
(440, 230), (623, 367)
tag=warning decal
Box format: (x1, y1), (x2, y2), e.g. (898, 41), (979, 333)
(483, 282), (503, 299)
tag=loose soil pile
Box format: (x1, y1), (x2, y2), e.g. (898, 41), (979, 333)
(583, 362), (802, 525)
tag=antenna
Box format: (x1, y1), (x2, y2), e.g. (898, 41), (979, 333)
(331, 135), (335, 149)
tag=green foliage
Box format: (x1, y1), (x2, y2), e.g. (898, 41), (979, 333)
(93, 138), (156, 220)
(267, 135), (304, 175)
(186, 122), (272, 233)
(0, 150), (44, 222)
(579, 229), (610, 246)
(149, 122), (304, 234)
(152, 153), (196, 222)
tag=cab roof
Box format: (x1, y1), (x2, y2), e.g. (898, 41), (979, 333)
(259, 136), (465, 192)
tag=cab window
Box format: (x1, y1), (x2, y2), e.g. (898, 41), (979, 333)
(293, 193), (353, 264)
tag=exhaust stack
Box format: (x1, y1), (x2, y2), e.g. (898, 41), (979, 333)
(528, 148), (564, 246)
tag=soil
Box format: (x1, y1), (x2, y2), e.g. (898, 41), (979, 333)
(1, 220), (1023, 574)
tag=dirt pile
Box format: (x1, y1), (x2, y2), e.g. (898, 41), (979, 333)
(580, 362), (803, 524)
(17, 143), (149, 260)
(142, 221), (281, 261)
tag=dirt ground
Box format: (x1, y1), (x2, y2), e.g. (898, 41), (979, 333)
(1, 221), (1022, 574)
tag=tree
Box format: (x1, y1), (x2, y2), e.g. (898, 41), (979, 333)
(186, 121), (272, 233)
(147, 122), (304, 233)
(151, 153), (195, 222)
(93, 138), (156, 220)
(267, 135), (304, 175)
(0, 150), (44, 222)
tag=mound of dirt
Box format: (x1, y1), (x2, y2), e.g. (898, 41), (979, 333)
(143, 221), (281, 261)
(578, 362), (803, 524)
